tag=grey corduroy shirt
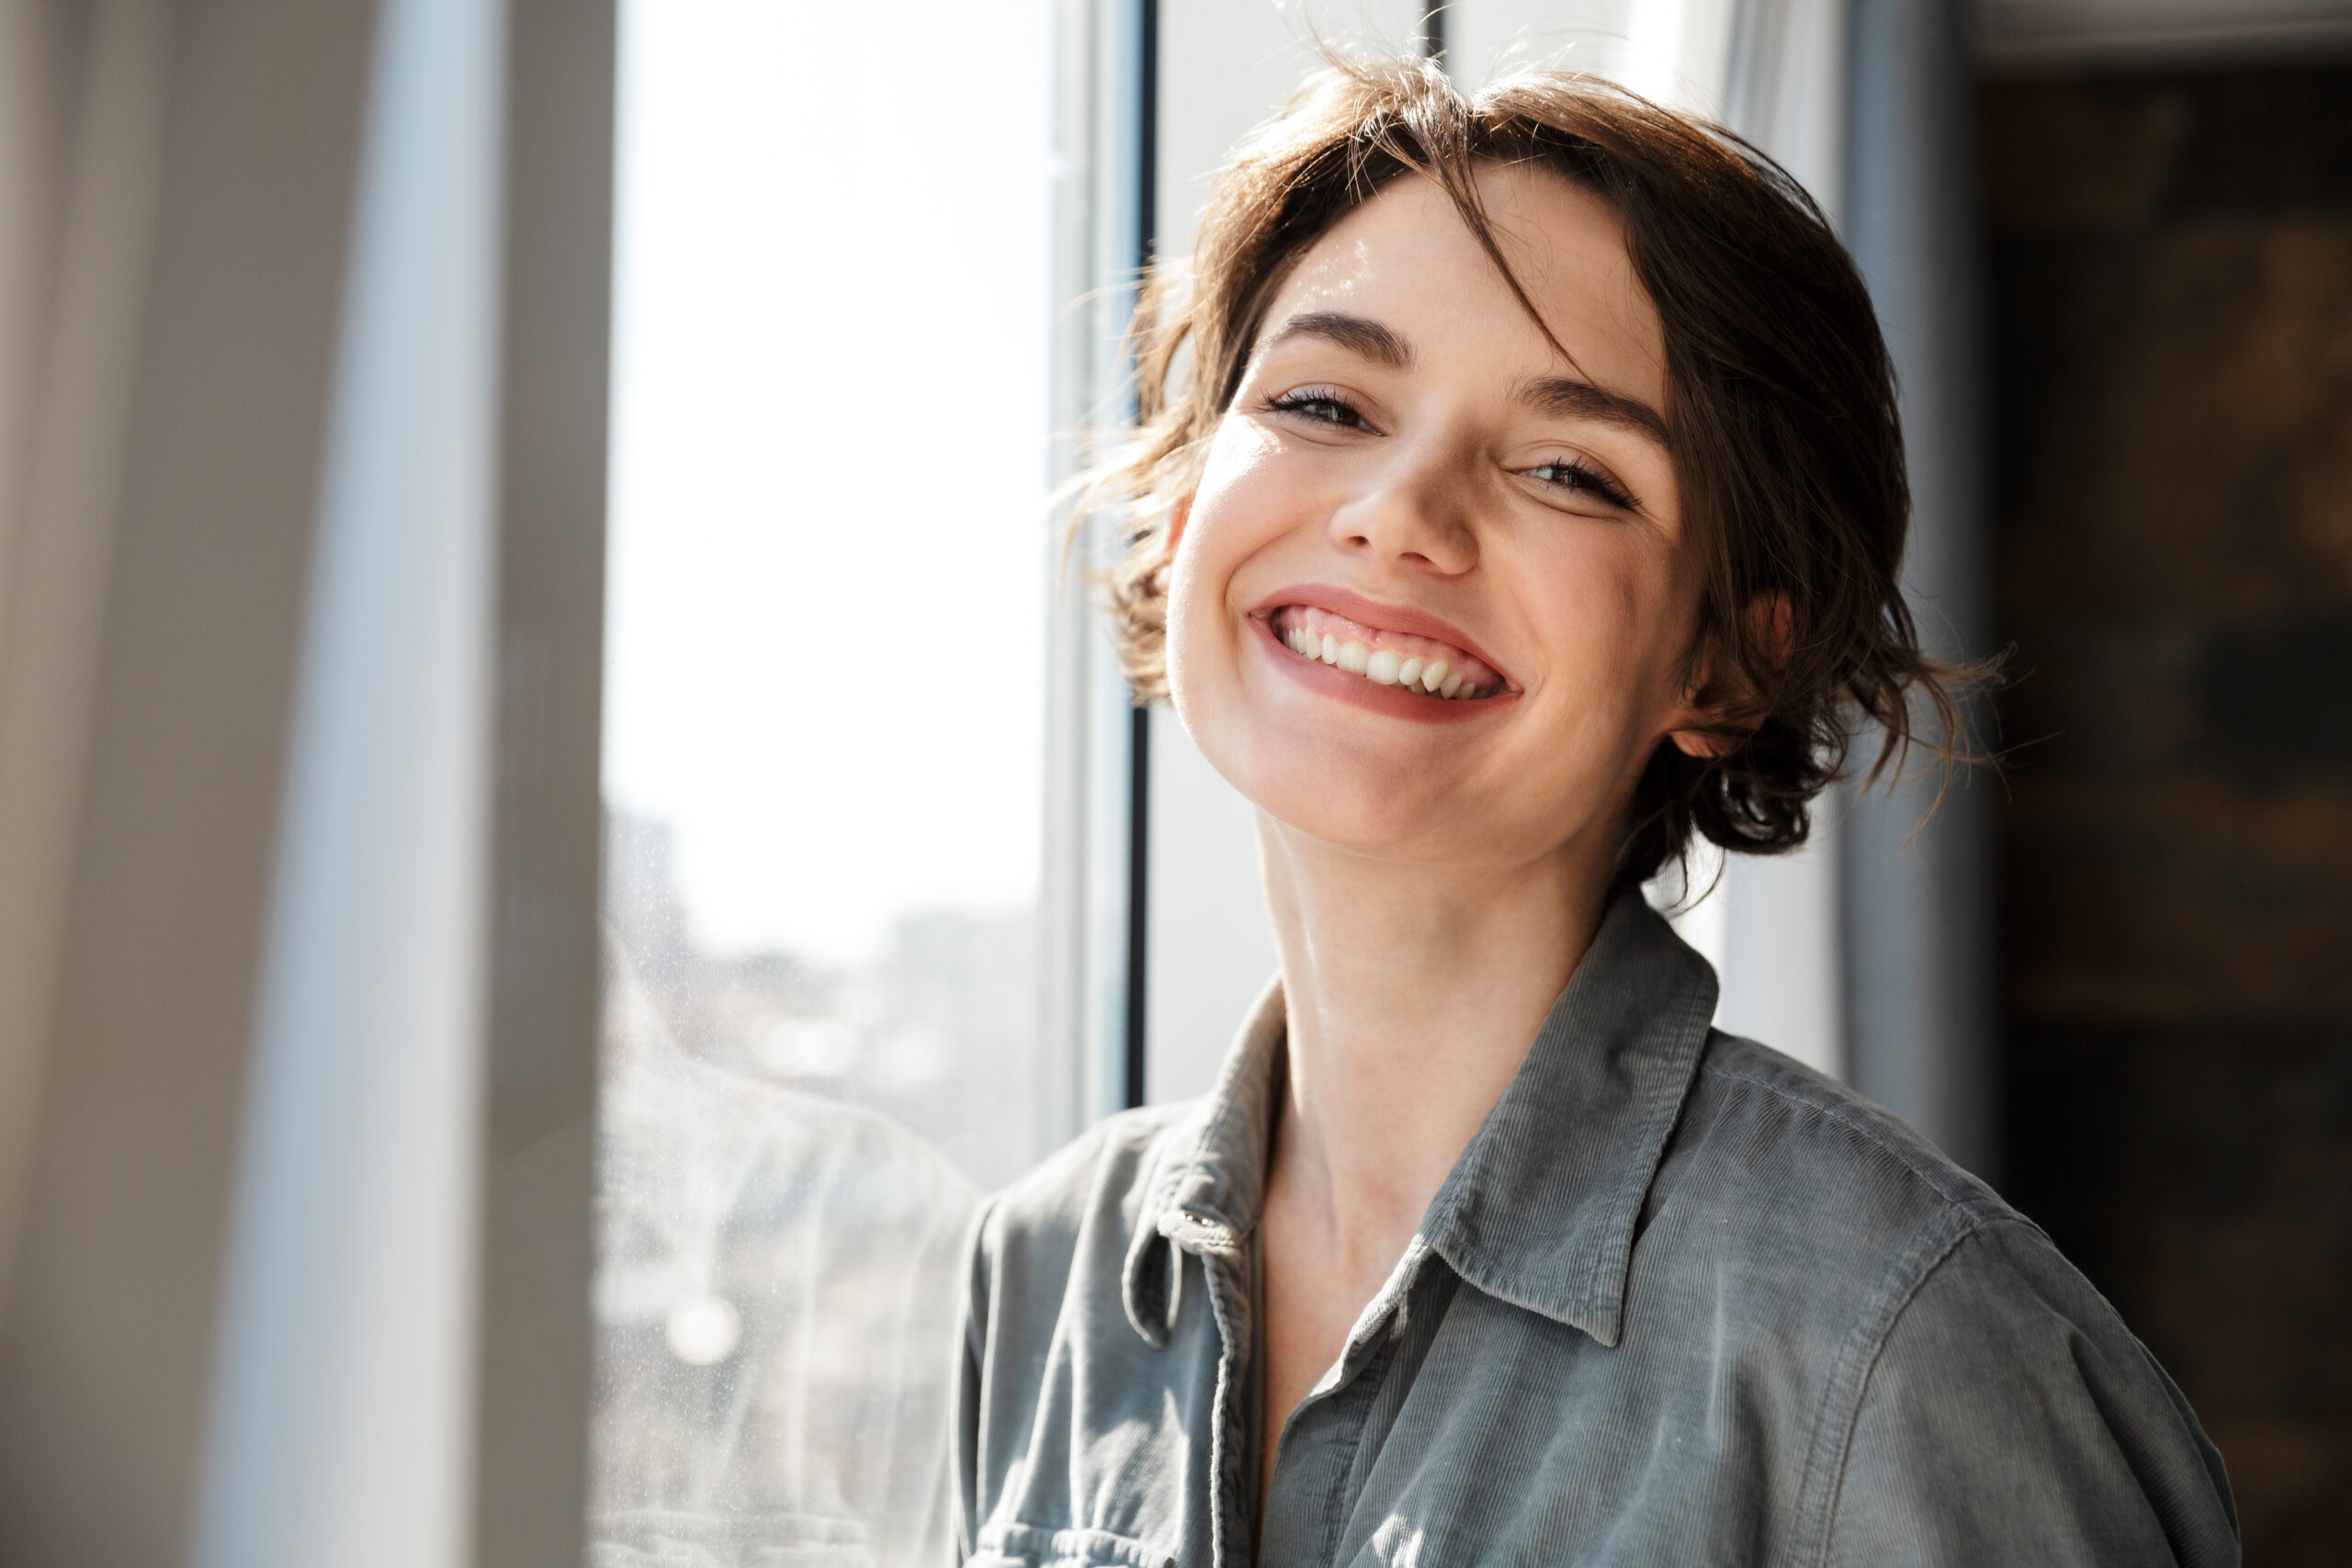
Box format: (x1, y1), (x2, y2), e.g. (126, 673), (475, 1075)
(954, 889), (2238, 1566)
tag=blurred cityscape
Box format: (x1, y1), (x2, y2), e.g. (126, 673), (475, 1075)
(602, 811), (1051, 1190)
(590, 810), (1053, 1567)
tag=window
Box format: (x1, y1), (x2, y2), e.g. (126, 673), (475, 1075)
(592, 1), (1061, 1557)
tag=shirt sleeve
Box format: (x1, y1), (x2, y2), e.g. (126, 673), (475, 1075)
(1826, 1217), (2240, 1568)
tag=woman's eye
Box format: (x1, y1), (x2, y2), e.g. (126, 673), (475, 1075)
(1526, 457), (1636, 511)
(1265, 389), (1367, 429)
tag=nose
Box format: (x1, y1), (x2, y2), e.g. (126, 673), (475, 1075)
(1327, 435), (1478, 575)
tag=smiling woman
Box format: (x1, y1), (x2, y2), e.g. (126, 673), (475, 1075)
(955, 58), (2241, 1567)
(1107, 62), (1948, 885)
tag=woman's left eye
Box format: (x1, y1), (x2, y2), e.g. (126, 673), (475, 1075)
(1524, 457), (1637, 511)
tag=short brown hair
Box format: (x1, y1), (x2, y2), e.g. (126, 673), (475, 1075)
(1095, 56), (1969, 884)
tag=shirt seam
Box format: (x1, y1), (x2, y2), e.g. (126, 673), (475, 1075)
(1790, 1204), (1988, 1568)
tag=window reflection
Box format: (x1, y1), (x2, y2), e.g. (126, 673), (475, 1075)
(594, 843), (978, 1563)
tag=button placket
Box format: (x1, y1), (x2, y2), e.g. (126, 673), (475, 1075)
(1199, 1243), (1253, 1568)
(1158, 1204), (1255, 1568)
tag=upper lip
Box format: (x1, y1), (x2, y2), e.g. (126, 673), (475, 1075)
(1250, 582), (1518, 689)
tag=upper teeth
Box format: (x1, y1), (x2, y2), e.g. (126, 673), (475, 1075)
(1279, 615), (1485, 699)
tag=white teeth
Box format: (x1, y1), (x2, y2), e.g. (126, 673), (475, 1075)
(1280, 612), (1491, 700)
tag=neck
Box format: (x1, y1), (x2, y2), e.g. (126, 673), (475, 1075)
(1257, 818), (1615, 1271)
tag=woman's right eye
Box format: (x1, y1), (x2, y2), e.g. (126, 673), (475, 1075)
(1264, 388), (1368, 429)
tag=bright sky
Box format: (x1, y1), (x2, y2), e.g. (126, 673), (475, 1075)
(604, 0), (1053, 964)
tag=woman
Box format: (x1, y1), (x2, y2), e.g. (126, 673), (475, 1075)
(955, 60), (2237, 1566)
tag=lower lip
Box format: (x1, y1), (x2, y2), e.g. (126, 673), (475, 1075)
(1250, 615), (1515, 725)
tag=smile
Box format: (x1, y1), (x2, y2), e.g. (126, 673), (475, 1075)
(1266, 604), (1507, 701)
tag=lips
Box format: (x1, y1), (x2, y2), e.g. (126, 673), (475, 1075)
(1250, 585), (1517, 708)
(1269, 604), (1503, 699)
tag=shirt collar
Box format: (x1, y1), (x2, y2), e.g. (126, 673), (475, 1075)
(1122, 976), (1286, 1347)
(1124, 886), (1718, 1350)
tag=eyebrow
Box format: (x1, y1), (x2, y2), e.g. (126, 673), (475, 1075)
(1514, 375), (1672, 447)
(1261, 309), (1672, 449)
(1261, 310), (1414, 369)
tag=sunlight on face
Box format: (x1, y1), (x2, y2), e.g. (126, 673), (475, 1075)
(1165, 164), (1705, 874)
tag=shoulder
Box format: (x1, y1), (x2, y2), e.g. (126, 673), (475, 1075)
(1681, 1029), (2001, 1221)
(1654, 1033), (2236, 1563)
(1660, 1032), (2154, 1388)
(1643, 1031), (2010, 1313)
(1830, 1217), (2240, 1564)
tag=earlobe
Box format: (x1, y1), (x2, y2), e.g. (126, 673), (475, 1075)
(1667, 592), (1789, 761)
(1666, 665), (1744, 759)
(1668, 726), (1737, 760)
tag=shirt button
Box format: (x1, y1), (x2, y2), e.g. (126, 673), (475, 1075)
(1163, 1208), (1238, 1253)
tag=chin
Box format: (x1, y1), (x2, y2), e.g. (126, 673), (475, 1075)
(1225, 743), (1461, 854)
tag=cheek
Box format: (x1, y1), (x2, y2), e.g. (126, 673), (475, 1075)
(1166, 426), (1290, 670)
(1182, 421), (1290, 556)
(1520, 536), (1697, 723)
(1161, 554), (1214, 711)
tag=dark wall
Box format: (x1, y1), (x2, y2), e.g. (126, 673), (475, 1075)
(1982, 65), (2352, 1562)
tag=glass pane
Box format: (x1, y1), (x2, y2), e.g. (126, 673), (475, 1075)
(592, 3), (1057, 1562)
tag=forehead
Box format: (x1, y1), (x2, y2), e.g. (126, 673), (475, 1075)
(1254, 164), (1666, 409)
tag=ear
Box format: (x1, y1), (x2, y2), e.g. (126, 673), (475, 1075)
(1665, 592), (1792, 760)
(1163, 494), (1193, 558)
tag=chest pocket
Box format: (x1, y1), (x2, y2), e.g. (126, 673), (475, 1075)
(970, 1522), (1175, 1568)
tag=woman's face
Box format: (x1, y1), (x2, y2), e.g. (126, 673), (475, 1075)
(1165, 164), (1713, 873)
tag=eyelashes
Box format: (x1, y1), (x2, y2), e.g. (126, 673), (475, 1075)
(1262, 386), (1368, 428)
(1259, 386), (1641, 512)
(1522, 456), (1637, 511)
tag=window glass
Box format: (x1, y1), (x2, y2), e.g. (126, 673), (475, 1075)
(593, 3), (1057, 1561)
